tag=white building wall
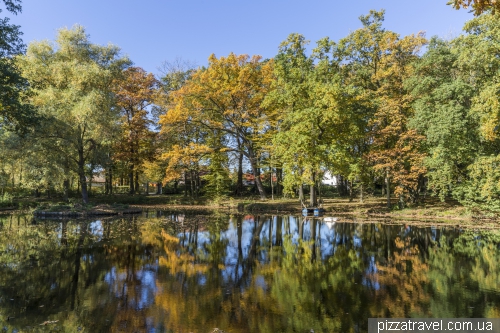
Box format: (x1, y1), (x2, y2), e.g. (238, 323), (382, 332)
(321, 171), (337, 186)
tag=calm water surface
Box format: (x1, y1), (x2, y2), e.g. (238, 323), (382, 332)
(0, 211), (499, 332)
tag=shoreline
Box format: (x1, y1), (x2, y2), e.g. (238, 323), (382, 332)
(2, 196), (500, 228)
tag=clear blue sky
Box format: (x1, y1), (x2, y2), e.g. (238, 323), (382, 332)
(8, 0), (473, 76)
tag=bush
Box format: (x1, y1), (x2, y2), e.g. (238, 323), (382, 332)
(0, 192), (13, 204)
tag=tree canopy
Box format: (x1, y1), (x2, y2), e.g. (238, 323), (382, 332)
(16, 26), (130, 203)
(3, 4), (500, 213)
(0, 0), (34, 130)
(450, 0), (500, 14)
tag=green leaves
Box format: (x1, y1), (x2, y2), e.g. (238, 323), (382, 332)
(17, 26), (130, 202)
(268, 33), (347, 199)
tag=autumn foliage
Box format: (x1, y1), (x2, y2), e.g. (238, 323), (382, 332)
(4, 6), (500, 212)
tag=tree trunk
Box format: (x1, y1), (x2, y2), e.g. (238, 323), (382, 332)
(276, 168), (282, 196)
(70, 221), (87, 310)
(62, 158), (70, 202)
(105, 166), (111, 195)
(385, 169), (391, 209)
(109, 166), (113, 195)
(311, 219), (317, 262)
(134, 170), (139, 194)
(190, 170), (194, 197)
(78, 148), (89, 204)
(196, 171), (200, 198)
(276, 216), (283, 246)
(104, 171), (109, 195)
(299, 184), (304, 202)
(156, 182), (162, 195)
(63, 179), (70, 202)
(88, 175), (92, 196)
(359, 183), (364, 203)
(128, 164), (134, 194)
(337, 175), (347, 196)
(236, 150), (243, 195)
(184, 172), (187, 197)
(254, 171), (266, 199)
(348, 179), (354, 202)
(318, 179), (322, 203)
(237, 217), (243, 260)
(271, 168), (274, 201)
(309, 172), (317, 207)
(246, 146), (266, 199)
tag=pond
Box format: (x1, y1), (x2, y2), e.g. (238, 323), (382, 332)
(0, 211), (499, 332)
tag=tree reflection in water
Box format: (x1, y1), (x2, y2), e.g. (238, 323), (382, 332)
(0, 213), (499, 332)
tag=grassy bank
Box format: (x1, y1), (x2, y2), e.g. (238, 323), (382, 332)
(3, 193), (498, 224)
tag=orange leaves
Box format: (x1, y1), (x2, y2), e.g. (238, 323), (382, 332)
(363, 24), (427, 201)
(158, 52), (275, 198)
(367, 236), (430, 317)
(114, 67), (159, 107)
(162, 52), (274, 135)
(112, 66), (159, 174)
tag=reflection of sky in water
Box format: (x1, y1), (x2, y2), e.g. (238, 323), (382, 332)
(362, 256), (380, 290)
(178, 217), (343, 272)
(82, 254), (94, 264)
(2, 213), (494, 332)
(255, 275), (266, 291)
(353, 235), (362, 248)
(90, 220), (103, 239)
(289, 216), (300, 243)
(172, 216), (344, 284)
(302, 220), (312, 240)
(104, 267), (157, 309)
(320, 223), (336, 259)
(430, 226), (437, 242)
(118, 214), (477, 302)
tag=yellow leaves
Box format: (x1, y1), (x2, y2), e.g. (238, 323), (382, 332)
(361, 23), (428, 200)
(162, 143), (211, 163)
(173, 53), (273, 123)
(158, 230), (208, 277)
(471, 82), (500, 141)
(158, 52), (275, 196)
(370, 238), (430, 317)
(451, 0), (500, 15)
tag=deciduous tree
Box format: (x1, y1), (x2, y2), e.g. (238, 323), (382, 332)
(113, 66), (159, 194)
(17, 26), (130, 203)
(160, 53), (275, 199)
(407, 37), (478, 201)
(0, 0), (34, 130)
(338, 10), (427, 207)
